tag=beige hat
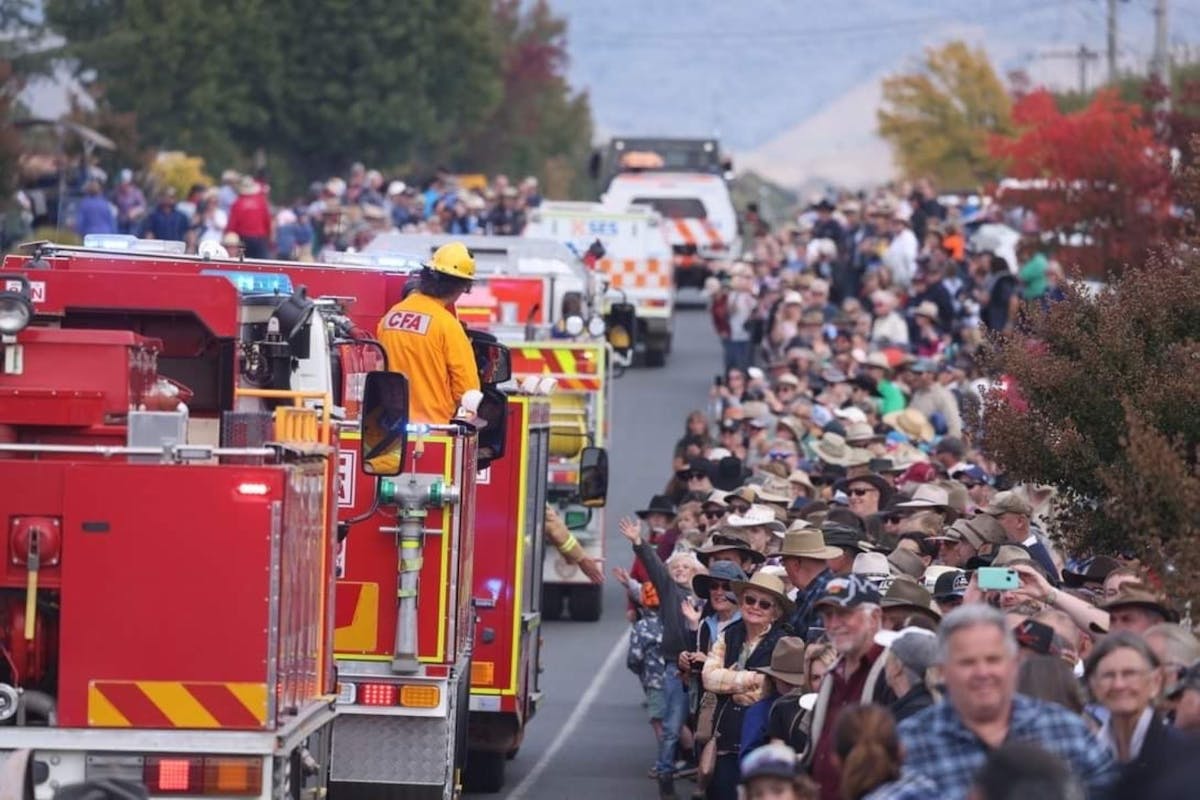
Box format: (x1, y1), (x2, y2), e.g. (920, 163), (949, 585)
(726, 505), (786, 535)
(844, 421), (882, 446)
(758, 477), (793, 504)
(857, 351), (893, 374)
(990, 545), (1036, 569)
(731, 572), (796, 615)
(895, 484), (951, 510)
(755, 637), (808, 684)
(964, 514), (1008, 546)
(983, 490), (1034, 517)
(779, 529), (843, 561)
(777, 416), (806, 439)
(788, 469), (815, 492)
(853, 552), (892, 583)
(881, 577), (941, 622)
(887, 547), (926, 579)
(814, 432), (854, 466)
(913, 301), (940, 320)
(883, 408), (935, 443)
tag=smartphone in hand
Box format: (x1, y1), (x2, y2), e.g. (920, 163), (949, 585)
(977, 567), (1020, 591)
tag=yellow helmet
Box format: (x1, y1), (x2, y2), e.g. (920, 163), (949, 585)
(426, 241), (476, 280)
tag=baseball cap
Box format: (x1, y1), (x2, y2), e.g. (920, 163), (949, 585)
(874, 626), (938, 674)
(740, 742), (801, 784)
(1166, 661), (1200, 699)
(815, 574), (882, 610)
(932, 569), (969, 601)
(1014, 618), (1055, 656)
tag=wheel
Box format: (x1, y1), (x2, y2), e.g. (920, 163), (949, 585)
(568, 585), (602, 622)
(644, 346), (666, 368)
(463, 750), (506, 794)
(541, 584), (564, 621)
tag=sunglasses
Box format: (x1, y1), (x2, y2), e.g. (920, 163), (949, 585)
(704, 510), (724, 520)
(768, 452), (793, 461)
(709, 580), (732, 592)
(848, 488), (878, 497)
(679, 471), (707, 481)
(729, 503), (752, 514)
(741, 594), (776, 611)
(885, 515), (903, 525)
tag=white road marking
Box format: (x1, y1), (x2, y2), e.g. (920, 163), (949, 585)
(504, 629), (629, 800)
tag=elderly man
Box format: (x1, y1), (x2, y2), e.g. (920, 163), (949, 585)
(778, 526), (842, 639)
(982, 490), (1060, 584)
(898, 605), (1117, 798)
(804, 575), (894, 800)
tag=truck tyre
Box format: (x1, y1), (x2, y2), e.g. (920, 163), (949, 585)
(568, 585), (602, 622)
(541, 584), (564, 621)
(464, 750), (506, 794)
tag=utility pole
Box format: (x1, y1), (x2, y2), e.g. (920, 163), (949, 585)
(1107, 0), (1119, 84)
(1034, 46), (1101, 96)
(1151, 0), (1169, 84)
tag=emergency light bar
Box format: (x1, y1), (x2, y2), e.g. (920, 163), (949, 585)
(200, 269), (294, 296)
(326, 252), (425, 270)
(83, 234), (187, 255)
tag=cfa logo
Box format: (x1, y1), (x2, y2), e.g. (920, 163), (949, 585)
(384, 311), (431, 335)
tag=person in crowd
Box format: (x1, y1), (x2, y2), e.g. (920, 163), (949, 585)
(897, 605), (1116, 797)
(739, 742), (819, 800)
(702, 573), (792, 800)
(75, 180), (116, 236)
(139, 188), (190, 241)
(970, 741), (1086, 800)
(832, 704), (936, 799)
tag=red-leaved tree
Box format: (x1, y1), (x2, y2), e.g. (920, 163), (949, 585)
(989, 89), (1173, 276)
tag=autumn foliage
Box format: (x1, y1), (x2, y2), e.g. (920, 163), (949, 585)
(982, 180), (1200, 606)
(988, 89), (1173, 276)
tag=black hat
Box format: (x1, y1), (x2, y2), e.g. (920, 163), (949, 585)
(834, 473), (894, 504)
(932, 569), (969, 601)
(675, 457), (714, 481)
(713, 456), (748, 492)
(1014, 619), (1056, 656)
(635, 495), (676, 519)
(1061, 555), (1122, 588)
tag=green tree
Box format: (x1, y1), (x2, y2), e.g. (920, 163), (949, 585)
(461, 0), (592, 198)
(877, 41), (1012, 189)
(45, 0), (504, 195)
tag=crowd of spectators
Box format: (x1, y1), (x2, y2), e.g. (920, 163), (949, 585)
(70, 163), (543, 260)
(615, 182), (1198, 800)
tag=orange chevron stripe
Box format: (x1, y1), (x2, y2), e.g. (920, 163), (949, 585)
(89, 681), (268, 729)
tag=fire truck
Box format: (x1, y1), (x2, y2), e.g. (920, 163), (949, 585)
(19, 237), (603, 794)
(0, 254), (357, 799)
(357, 236), (616, 623)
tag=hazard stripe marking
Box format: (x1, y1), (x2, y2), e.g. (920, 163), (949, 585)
(225, 682), (270, 724)
(673, 220), (696, 245)
(87, 684), (131, 727)
(91, 682), (173, 728)
(184, 682), (265, 728)
(138, 682), (221, 728)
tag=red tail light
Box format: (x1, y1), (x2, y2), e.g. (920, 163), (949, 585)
(358, 682), (398, 706)
(145, 757), (202, 793)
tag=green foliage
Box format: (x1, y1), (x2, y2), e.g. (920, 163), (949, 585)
(730, 170), (798, 227)
(877, 41), (1012, 189)
(44, 0), (507, 195)
(982, 230), (1200, 605)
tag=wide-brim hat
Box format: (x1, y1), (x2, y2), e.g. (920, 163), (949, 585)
(844, 421), (884, 446)
(731, 572), (796, 616)
(695, 535), (767, 565)
(895, 484), (951, 511)
(635, 494), (676, 519)
(882, 408), (935, 443)
(1099, 582), (1179, 622)
(726, 505), (787, 534)
(713, 456), (748, 492)
(755, 636), (808, 684)
(834, 473), (894, 503)
(880, 577), (941, 622)
(778, 529), (843, 561)
(692, 560), (747, 600)
(814, 433), (855, 466)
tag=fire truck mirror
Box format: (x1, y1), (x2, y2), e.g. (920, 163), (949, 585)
(360, 371), (410, 476)
(469, 331), (512, 385)
(476, 387), (509, 469)
(579, 446), (609, 508)
(604, 303), (637, 358)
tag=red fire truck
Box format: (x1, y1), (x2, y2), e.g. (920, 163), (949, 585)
(0, 261), (355, 800)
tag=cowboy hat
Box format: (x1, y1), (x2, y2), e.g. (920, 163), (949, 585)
(755, 637), (808, 685)
(856, 351), (894, 375)
(695, 534), (767, 565)
(895, 484), (951, 511)
(913, 301), (940, 321)
(692, 560), (747, 601)
(788, 469), (815, 493)
(1098, 582), (1179, 623)
(1061, 555), (1122, 588)
(880, 577), (942, 623)
(814, 433), (869, 467)
(834, 473), (894, 502)
(882, 408), (935, 443)
(778, 529), (843, 561)
(886, 547), (926, 579)
(731, 572), (796, 615)
(844, 421), (883, 446)
(635, 495), (676, 519)
(726, 505), (786, 535)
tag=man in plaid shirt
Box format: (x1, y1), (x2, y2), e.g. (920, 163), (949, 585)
(898, 605), (1116, 799)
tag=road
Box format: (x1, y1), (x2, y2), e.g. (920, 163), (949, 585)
(468, 305), (720, 800)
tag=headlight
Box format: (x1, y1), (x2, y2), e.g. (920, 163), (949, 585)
(586, 316), (606, 337)
(0, 290), (32, 335)
(564, 315), (584, 336)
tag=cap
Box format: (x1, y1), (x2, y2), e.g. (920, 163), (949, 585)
(1014, 618), (1055, 656)
(814, 574), (882, 610)
(1166, 662), (1200, 699)
(875, 626), (938, 674)
(984, 490), (1033, 517)
(740, 742), (800, 784)
(932, 569), (969, 600)
(852, 552), (891, 585)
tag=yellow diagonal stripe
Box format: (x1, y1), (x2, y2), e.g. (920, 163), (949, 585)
(88, 683), (131, 727)
(226, 682), (269, 724)
(520, 348), (544, 360)
(551, 350), (577, 375)
(138, 681), (220, 728)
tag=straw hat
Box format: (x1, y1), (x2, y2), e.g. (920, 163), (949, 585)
(882, 408), (935, 442)
(731, 572), (796, 616)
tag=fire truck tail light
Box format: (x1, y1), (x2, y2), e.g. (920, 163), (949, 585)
(204, 757), (262, 795)
(236, 481), (271, 496)
(358, 682), (398, 706)
(336, 681), (357, 704)
(145, 756), (201, 793)
(471, 661), (495, 686)
(400, 685), (440, 708)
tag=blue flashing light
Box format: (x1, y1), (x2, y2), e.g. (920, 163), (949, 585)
(200, 269), (294, 296)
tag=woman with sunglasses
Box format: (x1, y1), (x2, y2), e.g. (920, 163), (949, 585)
(701, 573), (794, 800)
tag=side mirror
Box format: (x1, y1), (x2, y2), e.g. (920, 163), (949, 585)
(475, 387), (509, 469)
(604, 302), (637, 358)
(359, 371), (410, 476)
(469, 331), (512, 385)
(579, 446), (608, 507)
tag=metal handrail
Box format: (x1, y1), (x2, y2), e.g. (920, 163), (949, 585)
(0, 443), (274, 459)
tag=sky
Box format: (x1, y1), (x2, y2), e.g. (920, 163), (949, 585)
(547, 0), (1200, 186)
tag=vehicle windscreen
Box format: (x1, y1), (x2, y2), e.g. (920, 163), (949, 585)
(629, 197), (707, 220)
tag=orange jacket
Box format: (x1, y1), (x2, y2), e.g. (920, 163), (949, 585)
(377, 292), (480, 424)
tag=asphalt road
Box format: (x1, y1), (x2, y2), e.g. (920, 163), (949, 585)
(468, 305), (720, 800)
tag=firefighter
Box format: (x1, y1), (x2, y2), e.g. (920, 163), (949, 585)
(545, 503), (604, 584)
(378, 242), (481, 423)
